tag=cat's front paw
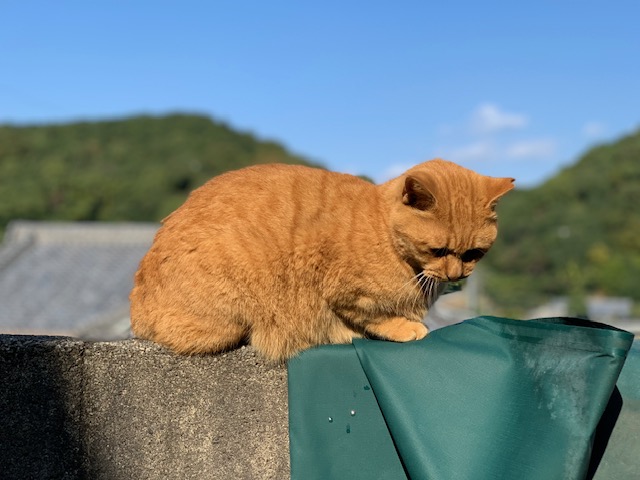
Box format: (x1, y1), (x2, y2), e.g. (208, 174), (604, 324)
(392, 321), (429, 342)
(366, 318), (429, 342)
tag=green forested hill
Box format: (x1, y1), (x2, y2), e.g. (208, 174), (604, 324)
(484, 129), (640, 312)
(0, 114), (320, 233)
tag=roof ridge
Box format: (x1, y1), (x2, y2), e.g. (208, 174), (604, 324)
(4, 221), (159, 245)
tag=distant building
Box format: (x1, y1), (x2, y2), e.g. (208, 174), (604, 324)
(525, 297), (570, 320)
(525, 295), (639, 336)
(526, 296), (634, 322)
(0, 221), (158, 339)
(587, 296), (633, 321)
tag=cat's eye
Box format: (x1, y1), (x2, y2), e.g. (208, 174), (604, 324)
(430, 248), (450, 258)
(461, 248), (486, 262)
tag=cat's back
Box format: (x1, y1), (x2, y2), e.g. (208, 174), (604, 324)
(191, 163), (364, 203)
(163, 163), (376, 233)
(132, 163), (380, 311)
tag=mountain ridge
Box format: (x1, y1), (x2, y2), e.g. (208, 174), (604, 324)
(0, 113), (321, 233)
(484, 128), (640, 311)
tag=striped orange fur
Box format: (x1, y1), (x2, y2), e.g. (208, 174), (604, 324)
(130, 159), (514, 360)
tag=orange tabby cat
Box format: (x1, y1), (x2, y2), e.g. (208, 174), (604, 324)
(130, 159), (513, 360)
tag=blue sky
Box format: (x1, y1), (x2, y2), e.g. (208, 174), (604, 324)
(2, 1), (639, 186)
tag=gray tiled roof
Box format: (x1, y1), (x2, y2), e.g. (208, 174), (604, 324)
(0, 221), (158, 339)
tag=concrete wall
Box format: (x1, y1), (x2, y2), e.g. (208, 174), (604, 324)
(0, 335), (289, 480)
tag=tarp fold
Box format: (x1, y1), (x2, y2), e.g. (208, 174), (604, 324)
(288, 317), (637, 480)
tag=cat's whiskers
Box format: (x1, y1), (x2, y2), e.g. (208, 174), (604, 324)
(393, 273), (420, 315)
(394, 270), (437, 317)
(425, 276), (440, 309)
(417, 274), (440, 311)
(415, 272), (430, 312)
(410, 273), (426, 304)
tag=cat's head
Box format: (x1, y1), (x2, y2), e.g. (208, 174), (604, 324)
(386, 159), (514, 282)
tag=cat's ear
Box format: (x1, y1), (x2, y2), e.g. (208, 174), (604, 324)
(486, 177), (515, 211)
(402, 174), (437, 211)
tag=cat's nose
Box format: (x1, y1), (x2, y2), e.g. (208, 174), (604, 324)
(445, 259), (464, 281)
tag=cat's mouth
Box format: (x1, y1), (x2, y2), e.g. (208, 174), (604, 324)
(408, 260), (465, 301)
(409, 258), (468, 284)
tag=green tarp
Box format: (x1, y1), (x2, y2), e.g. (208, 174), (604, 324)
(288, 316), (638, 480)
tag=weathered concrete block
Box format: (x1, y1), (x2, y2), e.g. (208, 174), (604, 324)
(0, 336), (85, 480)
(0, 336), (289, 480)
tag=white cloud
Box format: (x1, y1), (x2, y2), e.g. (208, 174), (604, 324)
(447, 141), (496, 163)
(505, 139), (556, 159)
(471, 103), (528, 135)
(424, 103), (559, 183)
(582, 121), (606, 138)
